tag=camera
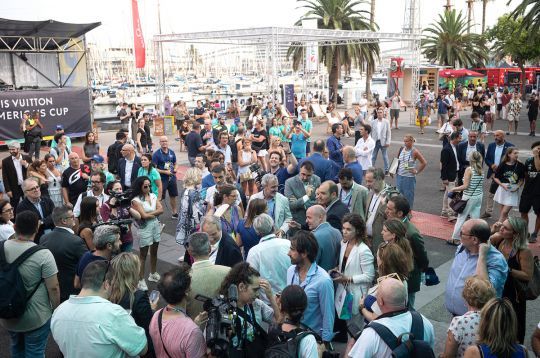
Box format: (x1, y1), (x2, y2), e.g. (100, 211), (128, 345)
(195, 284), (240, 357)
(110, 189), (133, 207)
(249, 163), (266, 190)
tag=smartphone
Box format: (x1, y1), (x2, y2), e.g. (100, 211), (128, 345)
(149, 290), (159, 303)
(330, 271), (342, 279)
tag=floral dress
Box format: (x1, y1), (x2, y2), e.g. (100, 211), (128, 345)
(448, 310), (480, 358)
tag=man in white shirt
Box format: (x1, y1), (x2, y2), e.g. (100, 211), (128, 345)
(359, 93), (368, 119)
(73, 172), (110, 218)
(246, 214), (290, 296)
(347, 277), (434, 358)
(354, 123), (375, 174)
(215, 132), (232, 164)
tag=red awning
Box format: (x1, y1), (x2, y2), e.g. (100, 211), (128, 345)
(438, 69), (486, 78)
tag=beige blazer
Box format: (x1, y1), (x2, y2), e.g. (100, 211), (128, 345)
(187, 260), (230, 318)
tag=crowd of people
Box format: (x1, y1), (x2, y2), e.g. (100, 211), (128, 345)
(0, 90), (539, 358)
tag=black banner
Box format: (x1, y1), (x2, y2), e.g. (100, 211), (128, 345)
(0, 87), (92, 141)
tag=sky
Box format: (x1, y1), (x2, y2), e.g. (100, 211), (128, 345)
(3, 0), (516, 50)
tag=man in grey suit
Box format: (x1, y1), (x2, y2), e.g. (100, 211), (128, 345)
(370, 107), (392, 174)
(337, 167), (369, 221)
(40, 206), (87, 302)
(306, 205), (342, 271)
(285, 160), (321, 228)
(185, 232), (230, 319)
(248, 174), (292, 237)
(364, 167), (392, 254)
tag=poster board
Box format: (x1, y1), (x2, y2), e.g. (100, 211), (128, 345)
(154, 117), (165, 136)
(163, 115), (175, 135)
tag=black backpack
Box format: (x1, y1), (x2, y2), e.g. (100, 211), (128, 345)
(368, 310), (435, 358)
(265, 326), (315, 358)
(0, 241), (47, 319)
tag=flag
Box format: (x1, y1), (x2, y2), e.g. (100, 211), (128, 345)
(131, 0), (145, 68)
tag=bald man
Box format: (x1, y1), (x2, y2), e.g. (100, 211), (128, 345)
(343, 146), (364, 184)
(482, 130), (514, 218)
(118, 144), (142, 189)
(316, 180), (349, 231)
(348, 277), (435, 357)
(306, 205), (342, 271)
(61, 152), (91, 206)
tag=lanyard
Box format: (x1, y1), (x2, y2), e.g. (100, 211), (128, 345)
(368, 193), (381, 214)
(340, 189), (352, 208)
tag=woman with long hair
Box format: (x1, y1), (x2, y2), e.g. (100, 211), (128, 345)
(493, 147), (526, 223)
(237, 138), (257, 197)
(137, 154), (162, 198)
(44, 154), (63, 207)
(489, 217), (534, 343)
(380, 218), (414, 272)
(464, 298), (529, 358)
(82, 131), (100, 165)
(237, 198), (266, 258)
(219, 262), (279, 357)
(78, 196), (100, 250)
(360, 243), (411, 322)
(175, 168), (203, 249)
(331, 213), (375, 325)
(27, 159), (50, 198)
(448, 150), (485, 245)
(131, 176), (164, 291)
(442, 276), (495, 358)
(136, 118), (148, 154)
(212, 184), (243, 241)
(0, 200), (15, 241)
(109, 252), (157, 357)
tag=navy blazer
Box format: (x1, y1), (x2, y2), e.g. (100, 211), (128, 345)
(298, 153), (340, 182)
(440, 144), (458, 182)
(326, 199), (350, 231)
(215, 232), (243, 268)
(457, 141), (485, 168)
(485, 141), (514, 177)
(118, 156), (142, 189)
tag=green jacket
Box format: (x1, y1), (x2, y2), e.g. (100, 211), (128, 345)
(403, 218), (429, 293)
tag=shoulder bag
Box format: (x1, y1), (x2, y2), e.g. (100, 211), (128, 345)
(449, 174), (482, 214)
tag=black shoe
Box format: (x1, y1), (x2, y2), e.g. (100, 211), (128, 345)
(506, 132), (510, 135)
(172, 213), (179, 219)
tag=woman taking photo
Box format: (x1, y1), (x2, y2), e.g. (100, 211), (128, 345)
(109, 252), (157, 358)
(50, 133), (71, 172)
(100, 181), (141, 252)
(268, 285), (318, 358)
(490, 217), (534, 343)
(0, 200), (15, 241)
(464, 298), (529, 358)
(44, 154), (63, 207)
(237, 198), (266, 258)
(82, 131), (100, 165)
(331, 213), (375, 325)
(78, 196), (100, 250)
(219, 262), (279, 357)
(212, 184), (243, 241)
(175, 168), (203, 249)
(442, 276), (495, 358)
(27, 159), (50, 198)
(138, 154), (162, 199)
(448, 150), (484, 245)
(237, 138), (257, 197)
(493, 147), (525, 223)
(131, 176), (163, 291)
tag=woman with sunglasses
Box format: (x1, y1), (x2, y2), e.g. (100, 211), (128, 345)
(44, 154), (63, 207)
(131, 176), (163, 291)
(137, 154), (162, 199)
(0, 199), (15, 241)
(489, 217), (534, 344)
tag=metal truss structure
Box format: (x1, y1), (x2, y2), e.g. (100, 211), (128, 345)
(0, 35), (86, 53)
(153, 26), (421, 112)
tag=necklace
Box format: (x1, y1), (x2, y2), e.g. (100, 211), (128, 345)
(166, 305), (186, 315)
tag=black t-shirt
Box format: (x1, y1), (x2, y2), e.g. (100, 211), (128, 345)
(251, 129), (268, 151)
(76, 252), (107, 278)
(117, 108), (128, 122)
(523, 157), (540, 196)
(495, 161), (526, 184)
(185, 131), (203, 157)
(61, 165), (90, 205)
(194, 107), (205, 124)
(137, 128), (147, 148)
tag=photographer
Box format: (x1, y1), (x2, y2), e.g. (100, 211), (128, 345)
(219, 262), (280, 357)
(287, 120), (311, 160)
(100, 181), (141, 252)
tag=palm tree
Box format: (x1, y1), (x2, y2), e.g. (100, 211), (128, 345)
(422, 9), (489, 68)
(365, 0), (376, 100)
(287, 0), (380, 103)
(510, 0), (540, 33)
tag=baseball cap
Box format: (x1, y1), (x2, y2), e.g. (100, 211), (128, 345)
(91, 154), (104, 163)
(56, 125), (64, 130)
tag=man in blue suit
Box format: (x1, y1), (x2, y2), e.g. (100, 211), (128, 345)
(298, 139), (340, 182)
(343, 146), (363, 184)
(482, 130), (514, 218)
(118, 144), (142, 190)
(456, 130), (485, 184)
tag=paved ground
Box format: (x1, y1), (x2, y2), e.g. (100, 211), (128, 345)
(0, 105), (539, 357)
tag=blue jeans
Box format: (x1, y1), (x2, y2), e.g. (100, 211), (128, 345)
(372, 140), (389, 172)
(9, 319), (51, 358)
(396, 175), (416, 209)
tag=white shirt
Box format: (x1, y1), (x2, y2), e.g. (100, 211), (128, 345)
(375, 120), (383, 141)
(216, 144), (232, 164)
(451, 144), (460, 171)
(124, 158), (134, 188)
(359, 98), (368, 112)
(355, 136), (376, 170)
(205, 185), (241, 207)
(0, 222), (15, 241)
(348, 311), (435, 358)
(209, 239), (221, 264)
(73, 190), (110, 218)
(12, 156), (24, 186)
(366, 192), (382, 236)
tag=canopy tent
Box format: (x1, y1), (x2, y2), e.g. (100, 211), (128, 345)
(438, 69), (485, 78)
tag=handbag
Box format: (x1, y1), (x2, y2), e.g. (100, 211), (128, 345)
(335, 283), (353, 320)
(515, 254), (540, 301)
(449, 192), (467, 214)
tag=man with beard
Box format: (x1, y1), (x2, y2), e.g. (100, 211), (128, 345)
(73, 172), (109, 218)
(2, 141), (32, 210)
(285, 161), (321, 228)
(268, 151), (297, 194)
(61, 152), (91, 206)
(337, 168), (369, 220)
(315, 180), (349, 231)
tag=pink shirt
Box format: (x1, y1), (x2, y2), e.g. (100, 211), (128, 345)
(149, 311), (207, 358)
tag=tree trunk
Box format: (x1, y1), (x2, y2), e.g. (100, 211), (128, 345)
(365, 0), (376, 101)
(329, 49), (340, 104)
(482, 0), (487, 34)
(519, 61), (526, 95)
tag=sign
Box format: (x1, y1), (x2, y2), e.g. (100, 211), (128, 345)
(163, 115), (175, 135)
(390, 57), (404, 79)
(131, 0), (146, 68)
(0, 88), (91, 141)
(283, 85), (295, 115)
(154, 117), (164, 136)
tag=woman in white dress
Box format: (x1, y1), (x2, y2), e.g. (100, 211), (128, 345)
(237, 138), (257, 197)
(0, 200), (15, 241)
(44, 154), (63, 207)
(493, 148), (526, 223)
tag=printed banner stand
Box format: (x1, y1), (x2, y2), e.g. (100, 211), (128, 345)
(154, 117), (165, 136)
(163, 115), (175, 136)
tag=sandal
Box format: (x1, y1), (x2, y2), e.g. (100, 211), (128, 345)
(446, 239), (460, 246)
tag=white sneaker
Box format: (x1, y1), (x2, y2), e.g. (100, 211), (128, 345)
(148, 272), (161, 282)
(138, 279), (148, 291)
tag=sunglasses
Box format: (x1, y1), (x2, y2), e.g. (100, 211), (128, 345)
(143, 185), (150, 189)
